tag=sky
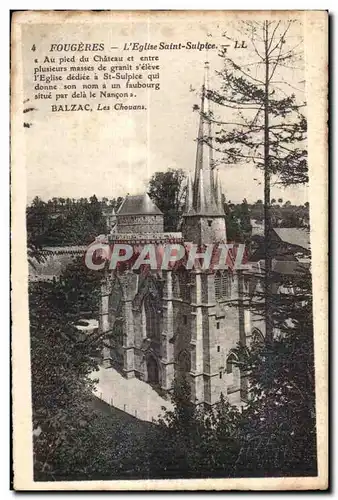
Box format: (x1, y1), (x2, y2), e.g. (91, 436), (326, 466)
(21, 12), (308, 205)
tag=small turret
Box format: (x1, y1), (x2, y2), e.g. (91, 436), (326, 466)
(116, 193), (164, 233)
(184, 172), (195, 215)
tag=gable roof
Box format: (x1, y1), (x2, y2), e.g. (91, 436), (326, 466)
(253, 259), (310, 276)
(273, 228), (310, 251)
(117, 194), (163, 216)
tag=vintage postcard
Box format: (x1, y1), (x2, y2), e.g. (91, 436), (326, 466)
(11, 10), (328, 490)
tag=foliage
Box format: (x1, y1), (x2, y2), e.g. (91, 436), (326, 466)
(30, 274), (158, 481)
(57, 256), (104, 318)
(224, 197), (252, 242)
(250, 201), (309, 227)
(148, 168), (187, 231)
(30, 260), (316, 480)
(151, 266), (317, 479)
(151, 376), (241, 478)
(26, 195), (109, 247)
(30, 280), (102, 479)
(232, 268), (316, 476)
(224, 198), (309, 244)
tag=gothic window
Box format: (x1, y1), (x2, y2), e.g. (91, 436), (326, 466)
(107, 279), (123, 348)
(172, 272), (180, 298)
(252, 328), (264, 345)
(226, 353), (235, 374)
(215, 271), (231, 301)
(215, 271), (221, 299)
(147, 354), (160, 385)
(179, 271), (191, 302)
(144, 292), (161, 342)
(114, 316), (124, 346)
(108, 278), (123, 329)
(221, 272), (231, 297)
(226, 351), (240, 391)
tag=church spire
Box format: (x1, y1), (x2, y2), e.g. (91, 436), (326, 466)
(182, 61), (226, 245)
(190, 62), (223, 216)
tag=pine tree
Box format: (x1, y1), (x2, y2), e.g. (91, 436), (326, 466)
(207, 20), (307, 340)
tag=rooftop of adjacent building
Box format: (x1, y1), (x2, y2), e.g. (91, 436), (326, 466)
(102, 206), (117, 216)
(253, 258), (311, 276)
(117, 193), (163, 216)
(251, 226), (310, 251)
(273, 227), (310, 251)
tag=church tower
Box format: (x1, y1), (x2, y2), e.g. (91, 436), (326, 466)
(99, 62), (246, 414)
(182, 62), (227, 245)
(174, 63), (245, 408)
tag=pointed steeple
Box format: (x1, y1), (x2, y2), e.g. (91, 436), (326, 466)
(184, 172), (195, 215)
(182, 62), (226, 244)
(189, 62), (224, 216)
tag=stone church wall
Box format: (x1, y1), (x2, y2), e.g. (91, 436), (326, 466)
(182, 215), (226, 244)
(117, 215), (164, 233)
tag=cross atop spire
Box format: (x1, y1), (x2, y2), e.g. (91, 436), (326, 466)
(188, 62), (224, 216)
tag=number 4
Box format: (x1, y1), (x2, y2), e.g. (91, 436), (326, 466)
(31, 44), (36, 51)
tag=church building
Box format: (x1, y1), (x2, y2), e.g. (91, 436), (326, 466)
(99, 65), (265, 407)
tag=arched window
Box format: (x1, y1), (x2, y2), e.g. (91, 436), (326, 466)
(215, 271), (222, 300)
(252, 328), (265, 345)
(108, 278), (123, 341)
(179, 271), (191, 302)
(226, 351), (240, 392)
(172, 272), (180, 298)
(144, 293), (161, 341)
(146, 354), (160, 385)
(226, 352), (237, 374)
(221, 272), (230, 297)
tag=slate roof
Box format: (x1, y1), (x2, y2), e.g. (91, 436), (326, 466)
(273, 228), (310, 251)
(254, 259), (310, 276)
(117, 194), (163, 216)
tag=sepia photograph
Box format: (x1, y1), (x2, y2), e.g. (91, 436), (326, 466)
(11, 10), (328, 490)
